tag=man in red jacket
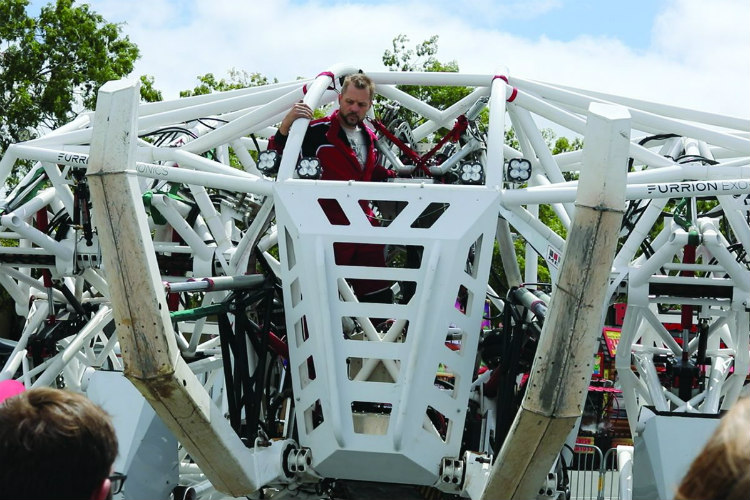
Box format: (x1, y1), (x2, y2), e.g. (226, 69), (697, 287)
(270, 73), (395, 302)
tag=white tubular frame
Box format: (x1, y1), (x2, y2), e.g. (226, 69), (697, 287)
(0, 64), (747, 500)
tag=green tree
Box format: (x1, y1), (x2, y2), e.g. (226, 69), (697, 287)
(139, 75), (163, 103)
(180, 68), (277, 97)
(0, 0), (141, 154)
(381, 34), (472, 127)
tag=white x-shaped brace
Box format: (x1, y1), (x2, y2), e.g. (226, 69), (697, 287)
(337, 278), (406, 382)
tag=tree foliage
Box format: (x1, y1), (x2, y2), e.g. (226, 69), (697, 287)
(381, 34), (472, 126)
(139, 74), (163, 103)
(180, 68), (277, 97)
(0, 0), (141, 153)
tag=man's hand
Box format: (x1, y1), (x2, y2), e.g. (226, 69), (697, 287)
(279, 101), (313, 135)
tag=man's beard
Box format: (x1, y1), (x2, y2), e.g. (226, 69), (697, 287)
(342, 112), (361, 127)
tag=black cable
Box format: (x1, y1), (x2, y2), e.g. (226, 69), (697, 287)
(674, 154), (719, 165)
(628, 133), (680, 170)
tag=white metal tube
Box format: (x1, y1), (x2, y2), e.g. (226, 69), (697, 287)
(138, 85), (303, 132)
(0, 274), (28, 314)
(412, 86), (490, 141)
(152, 243), (194, 253)
(336, 278), (401, 382)
(630, 229), (688, 285)
(188, 184), (232, 253)
(376, 85), (444, 125)
(512, 106), (571, 187)
(26, 127), (93, 148)
(42, 163), (75, 216)
(0, 348), (27, 380)
(484, 76), (508, 187)
(507, 105), (573, 225)
(138, 79), (308, 115)
(641, 309), (685, 355)
(277, 64), (358, 180)
(0, 144), (20, 184)
(134, 158), (274, 196)
(511, 89), (586, 135)
(617, 446), (634, 500)
(614, 198), (669, 268)
(149, 195), (214, 261)
(703, 356), (732, 413)
(496, 218), (522, 288)
(369, 71), (497, 87)
(498, 177), (750, 206)
(152, 147), (267, 180)
(1, 215), (74, 261)
(82, 269), (110, 297)
(634, 353), (670, 411)
(513, 77), (750, 153)
(700, 219), (750, 291)
(671, 391), (706, 413)
(228, 197), (273, 273)
(9, 186), (56, 221)
(549, 83), (750, 132)
(524, 203), (539, 285)
(229, 139), (262, 176)
(31, 306), (113, 388)
(499, 205), (566, 262)
(181, 88), (304, 155)
(5, 145), (91, 169)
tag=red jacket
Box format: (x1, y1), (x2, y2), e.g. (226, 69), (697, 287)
(270, 110), (393, 181)
(269, 110), (395, 225)
(269, 111), (394, 297)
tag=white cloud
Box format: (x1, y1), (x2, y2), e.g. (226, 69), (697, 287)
(86, 0), (748, 119)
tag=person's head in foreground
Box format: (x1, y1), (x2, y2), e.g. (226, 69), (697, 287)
(0, 382), (120, 500)
(674, 396), (750, 500)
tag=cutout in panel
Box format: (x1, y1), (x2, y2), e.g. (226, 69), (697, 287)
(318, 198), (350, 226)
(284, 227), (296, 270)
(372, 199), (409, 227)
(353, 286), (396, 304)
(465, 234), (483, 278)
(410, 202), (449, 229)
(298, 355), (317, 389)
(445, 327), (463, 353)
(333, 243), (389, 267)
(346, 357), (398, 383)
(344, 319), (408, 343)
(290, 278), (302, 307)
(455, 285), (470, 316)
(389, 244), (423, 304)
(351, 401), (392, 435)
(425, 405), (451, 442)
(435, 362), (458, 398)
(394, 245), (423, 269)
(303, 399), (324, 433)
(397, 281), (418, 305)
(293, 315), (310, 347)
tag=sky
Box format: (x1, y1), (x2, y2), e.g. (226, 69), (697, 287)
(26, 0), (750, 121)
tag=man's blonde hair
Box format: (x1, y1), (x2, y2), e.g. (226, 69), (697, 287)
(341, 73), (375, 101)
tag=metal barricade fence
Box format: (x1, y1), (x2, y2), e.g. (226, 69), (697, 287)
(568, 444), (621, 500)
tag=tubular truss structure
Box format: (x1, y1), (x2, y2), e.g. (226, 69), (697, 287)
(0, 65), (747, 499)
